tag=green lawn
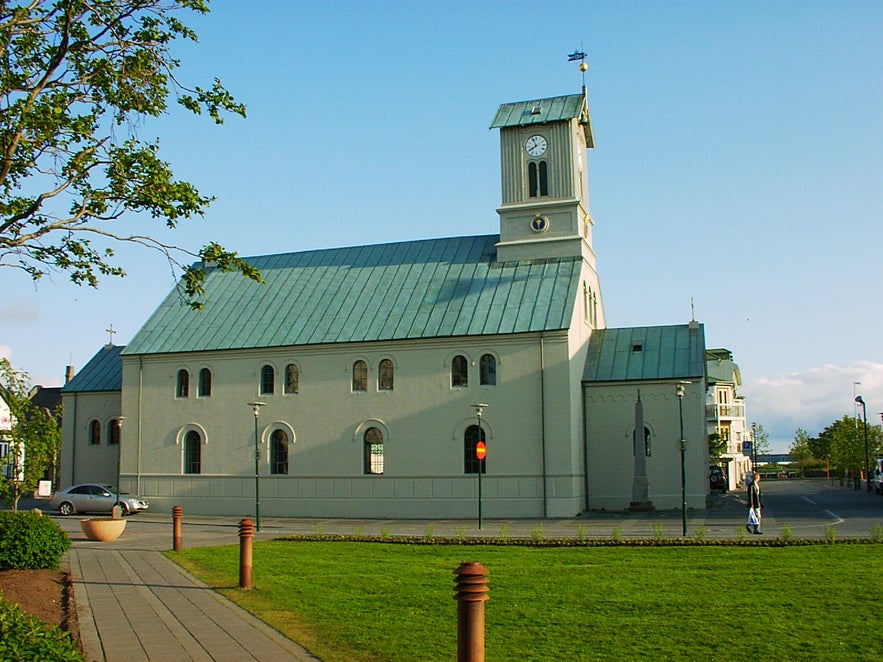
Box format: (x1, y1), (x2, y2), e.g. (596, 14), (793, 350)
(171, 540), (881, 661)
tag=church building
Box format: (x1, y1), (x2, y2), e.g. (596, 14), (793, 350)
(60, 85), (718, 518)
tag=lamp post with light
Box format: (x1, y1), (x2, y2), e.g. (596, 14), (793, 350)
(676, 383), (688, 537)
(248, 402), (266, 530)
(854, 396), (870, 492)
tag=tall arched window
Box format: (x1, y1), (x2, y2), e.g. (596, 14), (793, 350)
(184, 431), (201, 474)
(479, 354), (496, 386)
(89, 420), (101, 445)
(451, 355), (468, 388)
(464, 424), (486, 474)
(352, 360), (367, 392)
(176, 369), (189, 398)
(270, 430), (289, 475)
(378, 359), (394, 391)
(198, 368), (212, 397)
(285, 364), (299, 394)
(108, 419), (120, 446)
(633, 426), (651, 457)
(364, 427), (383, 474)
(260, 365), (275, 395)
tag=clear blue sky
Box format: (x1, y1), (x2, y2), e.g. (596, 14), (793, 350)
(3, 1), (882, 453)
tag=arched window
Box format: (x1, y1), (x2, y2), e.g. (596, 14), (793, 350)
(176, 369), (189, 398)
(633, 426), (651, 457)
(260, 365), (275, 395)
(464, 424), (486, 474)
(270, 429), (289, 475)
(538, 160), (548, 196)
(352, 360), (367, 392)
(378, 359), (394, 391)
(364, 427), (384, 474)
(108, 419), (120, 446)
(89, 420), (101, 445)
(198, 368), (212, 397)
(285, 364), (299, 394)
(479, 354), (496, 386)
(451, 355), (468, 388)
(184, 431), (201, 474)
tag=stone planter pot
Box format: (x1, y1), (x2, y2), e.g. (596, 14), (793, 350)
(80, 517), (127, 542)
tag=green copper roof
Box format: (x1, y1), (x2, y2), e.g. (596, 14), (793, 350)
(489, 93), (594, 148)
(61, 345), (124, 393)
(582, 324), (706, 383)
(123, 235), (582, 357)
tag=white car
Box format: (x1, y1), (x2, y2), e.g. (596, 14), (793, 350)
(50, 483), (149, 516)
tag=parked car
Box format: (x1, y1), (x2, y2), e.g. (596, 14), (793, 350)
(50, 483), (149, 516)
(709, 465), (727, 493)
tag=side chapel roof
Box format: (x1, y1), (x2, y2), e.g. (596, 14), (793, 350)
(61, 344), (125, 393)
(123, 235), (583, 357)
(582, 323), (706, 383)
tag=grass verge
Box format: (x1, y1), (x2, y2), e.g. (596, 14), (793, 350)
(171, 540), (881, 661)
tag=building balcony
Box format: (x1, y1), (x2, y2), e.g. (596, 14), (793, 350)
(706, 403), (746, 420)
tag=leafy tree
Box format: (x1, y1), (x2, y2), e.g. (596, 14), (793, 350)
(789, 428), (816, 476)
(707, 432), (726, 463)
(0, 0), (262, 309)
(0, 359), (62, 511)
(751, 422), (770, 459)
(819, 416), (865, 488)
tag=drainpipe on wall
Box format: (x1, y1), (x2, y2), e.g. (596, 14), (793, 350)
(540, 335), (548, 517)
(69, 394), (77, 486)
(137, 356), (143, 496)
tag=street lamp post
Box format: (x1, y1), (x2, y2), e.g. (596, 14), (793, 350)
(248, 402), (266, 531)
(751, 422), (757, 470)
(676, 383), (688, 537)
(854, 396), (870, 493)
(472, 403), (488, 530)
(114, 417), (126, 514)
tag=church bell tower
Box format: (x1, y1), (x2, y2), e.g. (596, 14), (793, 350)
(490, 89), (596, 265)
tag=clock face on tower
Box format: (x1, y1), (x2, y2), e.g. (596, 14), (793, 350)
(525, 135), (547, 157)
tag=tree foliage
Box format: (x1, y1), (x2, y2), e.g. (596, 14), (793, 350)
(751, 422), (770, 458)
(0, 0), (262, 308)
(0, 359), (62, 511)
(707, 432), (726, 462)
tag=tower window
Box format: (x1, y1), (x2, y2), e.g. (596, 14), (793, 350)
(528, 161), (548, 198)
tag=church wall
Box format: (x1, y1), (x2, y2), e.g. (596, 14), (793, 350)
(584, 381), (707, 511)
(120, 331), (588, 518)
(59, 391), (120, 488)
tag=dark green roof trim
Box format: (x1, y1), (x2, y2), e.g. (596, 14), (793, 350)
(61, 345), (124, 393)
(582, 324), (706, 383)
(124, 235), (582, 357)
(489, 92), (594, 148)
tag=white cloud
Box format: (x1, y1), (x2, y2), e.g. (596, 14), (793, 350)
(0, 345), (11, 361)
(741, 361), (883, 451)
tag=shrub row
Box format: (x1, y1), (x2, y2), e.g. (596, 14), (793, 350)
(0, 596), (82, 662)
(277, 533), (883, 547)
(0, 511), (71, 570)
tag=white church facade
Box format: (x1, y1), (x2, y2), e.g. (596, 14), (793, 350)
(60, 87), (732, 518)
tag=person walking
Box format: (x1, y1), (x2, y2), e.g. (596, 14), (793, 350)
(747, 472), (763, 534)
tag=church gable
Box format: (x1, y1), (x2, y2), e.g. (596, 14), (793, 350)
(123, 235), (584, 356)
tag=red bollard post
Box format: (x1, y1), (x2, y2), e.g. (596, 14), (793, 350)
(454, 561), (489, 662)
(172, 506), (183, 551)
(239, 519), (255, 589)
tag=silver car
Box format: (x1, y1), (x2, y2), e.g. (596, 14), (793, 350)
(50, 483), (149, 516)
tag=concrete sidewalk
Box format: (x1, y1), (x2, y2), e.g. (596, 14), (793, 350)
(65, 530), (319, 662)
